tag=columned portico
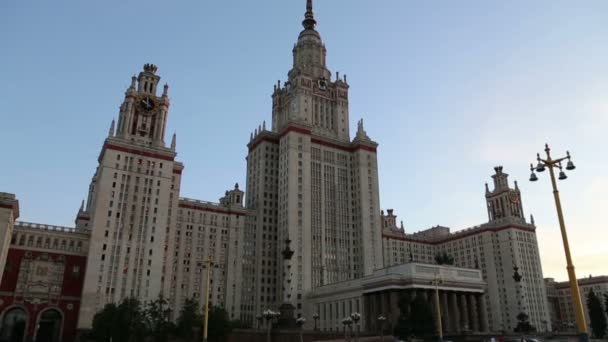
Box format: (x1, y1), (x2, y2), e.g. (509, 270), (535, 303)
(450, 292), (461, 333)
(309, 263), (486, 334)
(469, 294), (479, 332)
(441, 291), (450, 333)
(478, 294), (489, 332)
(460, 293), (470, 331)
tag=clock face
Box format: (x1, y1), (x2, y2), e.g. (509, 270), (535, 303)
(139, 96), (155, 113)
(318, 77), (327, 90)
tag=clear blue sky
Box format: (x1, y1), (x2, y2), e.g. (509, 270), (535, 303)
(1, 0), (607, 280)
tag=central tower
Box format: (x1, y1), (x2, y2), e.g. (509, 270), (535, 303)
(241, 0), (384, 324)
(272, 0), (351, 142)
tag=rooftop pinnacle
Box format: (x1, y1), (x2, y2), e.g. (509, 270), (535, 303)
(302, 0), (317, 30)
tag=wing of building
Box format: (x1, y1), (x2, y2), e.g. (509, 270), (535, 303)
(381, 167), (551, 332)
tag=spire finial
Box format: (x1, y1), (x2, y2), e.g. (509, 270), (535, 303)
(130, 76), (137, 89)
(171, 132), (176, 149)
(79, 199), (85, 211)
(109, 119), (115, 137)
(302, 0), (317, 30)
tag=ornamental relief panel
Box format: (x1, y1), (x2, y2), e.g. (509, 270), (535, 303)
(15, 252), (65, 304)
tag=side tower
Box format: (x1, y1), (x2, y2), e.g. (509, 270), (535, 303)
(241, 0), (383, 324)
(480, 167), (551, 332)
(78, 65), (183, 329)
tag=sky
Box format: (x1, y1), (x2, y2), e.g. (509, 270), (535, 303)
(1, 0), (606, 282)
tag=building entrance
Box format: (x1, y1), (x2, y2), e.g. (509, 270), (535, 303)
(0, 308), (27, 342)
(35, 310), (61, 342)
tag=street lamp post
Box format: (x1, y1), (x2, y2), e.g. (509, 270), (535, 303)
(263, 309), (279, 342)
(296, 317), (306, 342)
(431, 274), (443, 341)
(342, 317), (353, 342)
(529, 144), (588, 342)
(377, 315), (387, 342)
(350, 312), (361, 342)
(312, 313), (320, 331)
(202, 255), (215, 342)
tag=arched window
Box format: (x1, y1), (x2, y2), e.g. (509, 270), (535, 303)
(35, 309), (62, 342)
(0, 307), (27, 342)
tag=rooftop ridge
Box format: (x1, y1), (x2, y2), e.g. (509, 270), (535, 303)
(15, 221), (82, 233)
(179, 197), (221, 206)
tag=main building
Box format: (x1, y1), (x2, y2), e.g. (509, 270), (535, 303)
(0, 1), (555, 341)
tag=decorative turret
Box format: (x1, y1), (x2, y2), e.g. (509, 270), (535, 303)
(171, 132), (176, 150)
(354, 119), (371, 141)
(219, 183), (244, 207)
(75, 199), (90, 231)
(108, 119), (115, 137)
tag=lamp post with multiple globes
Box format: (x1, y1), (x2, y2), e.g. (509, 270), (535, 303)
(201, 255), (218, 342)
(529, 144), (588, 342)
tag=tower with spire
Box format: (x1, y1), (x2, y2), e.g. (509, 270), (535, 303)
(77, 64), (184, 330)
(241, 0), (384, 324)
(270, 0), (352, 142)
(485, 166), (526, 224)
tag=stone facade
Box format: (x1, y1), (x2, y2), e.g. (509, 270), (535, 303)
(381, 167), (552, 333)
(170, 188), (248, 321)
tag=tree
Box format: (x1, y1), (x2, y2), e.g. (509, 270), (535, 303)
(205, 306), (233, 342)
(89, 298), (147, 342)
(145, 294), (175, 342)
(586, 289), (607, 338)
(90, 303), (117, 342)
(434, 252), (454, 266)
(514, 312), (536, 333)
(175, 298), (202, 340)
(394, 294), (435, 340)
(117, 298), (147, 342)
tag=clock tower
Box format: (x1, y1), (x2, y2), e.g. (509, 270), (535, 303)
(78, 64), (183, 330)
(116, 63), (170, 146)
(485, 166), (526, 223)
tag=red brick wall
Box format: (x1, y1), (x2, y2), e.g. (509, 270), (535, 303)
(0, 248), (87, 342)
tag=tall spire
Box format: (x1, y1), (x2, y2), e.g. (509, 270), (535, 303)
(302, 0), (317, 30)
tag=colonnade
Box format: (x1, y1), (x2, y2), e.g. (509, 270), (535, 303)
(363, 289), (488, 335)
